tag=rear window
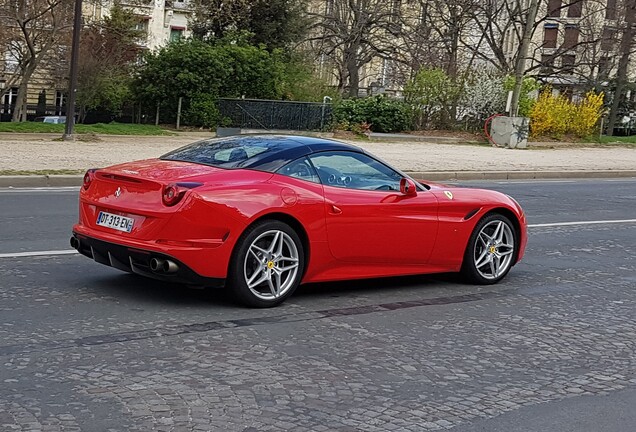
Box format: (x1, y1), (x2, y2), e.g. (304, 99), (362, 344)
(161, 136), (272, 168)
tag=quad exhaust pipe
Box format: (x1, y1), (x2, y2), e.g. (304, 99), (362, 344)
(149, 257), (179, 274)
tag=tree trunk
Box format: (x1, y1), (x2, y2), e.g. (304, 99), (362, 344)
(11, 61), (38, 122)
(345, 45), (360, 98)
(11, 82), (29, 122)
(606, 19), (634, 136)
(510, 0), (540, 117)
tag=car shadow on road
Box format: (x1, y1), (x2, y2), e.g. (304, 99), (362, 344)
(86, 272), (237, 308)
(295, 273), (464, 299)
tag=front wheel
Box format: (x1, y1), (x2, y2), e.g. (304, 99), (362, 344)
(461, 213), (517, 284)
(227, 220), (304, 307)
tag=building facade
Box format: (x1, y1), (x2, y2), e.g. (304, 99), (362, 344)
(0, 0), (193, 120)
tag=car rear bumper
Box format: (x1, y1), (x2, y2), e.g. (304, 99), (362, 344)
(71, 232), (225, 288)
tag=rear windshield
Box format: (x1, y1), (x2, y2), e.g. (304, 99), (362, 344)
(161, 136), (272, 168)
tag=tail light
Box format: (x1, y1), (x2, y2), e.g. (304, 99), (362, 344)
(162, 182), (202, 206)
(83, 169), (97, 190)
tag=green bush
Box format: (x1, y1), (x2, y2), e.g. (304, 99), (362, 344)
(404, 68), (462, 130)
(132, 39), (291, 127)
(503, 76), (540, 117)
(332, 95), (411, 133)
(182, 94), (222, 128)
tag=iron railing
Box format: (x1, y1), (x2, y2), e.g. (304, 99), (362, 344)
(218, 98), (332, 131)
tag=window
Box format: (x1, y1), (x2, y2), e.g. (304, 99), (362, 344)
(4, 50), (19, 73)
(606, 0), (616, 19)
(1, 87), (18, 114)
(55, 90), (66, 115)
(627, 0), (636, 22)
(161, 136), (273, 168)
(563, 25), (579, 50)
(170, 28), (183, 42)
(561, 54), (576, 74)
(541, 55), (556, 74)
(601, 27), (617, 51)
(277, 158), (320, 184)
(325, 0), (334, 14)
(134, 18), (149, 32)
(543, 25), (558, 48)
(598, 57), (610, 78)
(308, 151), (402, 191)
(548, 0), (562, 16)
(567, 0), (583, 17)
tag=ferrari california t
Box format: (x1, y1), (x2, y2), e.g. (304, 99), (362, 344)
(71, 135), (527, 307)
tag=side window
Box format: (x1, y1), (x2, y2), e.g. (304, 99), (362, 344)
(277, 157), (320, 183)
(308, 151), (402, 191)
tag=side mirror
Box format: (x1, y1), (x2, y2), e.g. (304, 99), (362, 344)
(400, 178), (417, 196)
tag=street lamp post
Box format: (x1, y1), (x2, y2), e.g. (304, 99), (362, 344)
(62, 0), (83, 140)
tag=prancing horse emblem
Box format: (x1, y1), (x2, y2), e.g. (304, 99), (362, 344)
(114, 187), (122, 198)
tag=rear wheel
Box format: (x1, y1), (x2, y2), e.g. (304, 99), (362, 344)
(228, 220), (304, 307)
(461, 213), (517, 284)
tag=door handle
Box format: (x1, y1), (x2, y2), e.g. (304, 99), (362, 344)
(329, 205), (342, 215)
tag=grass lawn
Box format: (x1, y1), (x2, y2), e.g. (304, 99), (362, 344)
(0, 122), (175, 135)
(597, 135), (636, 145)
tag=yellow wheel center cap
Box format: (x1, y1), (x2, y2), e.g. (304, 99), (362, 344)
(489, 246), (497, 254)
(267, 261), (275, 269)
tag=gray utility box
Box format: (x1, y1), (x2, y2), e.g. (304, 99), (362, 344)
(490, 116), (529, 149)
(216, 127), (242, 137)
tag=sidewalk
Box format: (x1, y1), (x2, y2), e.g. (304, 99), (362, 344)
(0, 132), (635, 187)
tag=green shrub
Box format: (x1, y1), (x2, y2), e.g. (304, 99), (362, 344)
(332, 95), (411, 133)
(182, 94), (221, 128)
(503, 76), (541, 117)
(404, 68), (461, 130)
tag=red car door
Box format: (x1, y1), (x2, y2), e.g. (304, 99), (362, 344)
(321, 186), (438, 264)
(309, 151), (439, 265)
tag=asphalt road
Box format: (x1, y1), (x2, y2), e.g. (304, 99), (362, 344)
(0, 179), (635, 431)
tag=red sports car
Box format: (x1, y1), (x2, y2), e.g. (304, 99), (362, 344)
(71, 135), (527, 307)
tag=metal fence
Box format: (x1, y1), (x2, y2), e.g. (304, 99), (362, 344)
(0, 104), (67, 122)
(218, 98), (332, 131)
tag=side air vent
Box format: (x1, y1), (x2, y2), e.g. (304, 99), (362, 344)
(464, 208), (480, 220)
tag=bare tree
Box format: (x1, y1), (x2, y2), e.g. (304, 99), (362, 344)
(307, 0), (402, 97)
(0, 0), (74, 121)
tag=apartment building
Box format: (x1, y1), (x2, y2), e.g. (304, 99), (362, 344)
(84, 0), (192, 50)
(309, 0), (634, 98)
(514, 0), (636, 96)
(0, 0), (192, 120)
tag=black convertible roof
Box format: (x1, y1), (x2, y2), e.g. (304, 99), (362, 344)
(161, 134), (366, 172)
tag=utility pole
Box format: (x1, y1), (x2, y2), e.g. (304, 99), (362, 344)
(510, 0), (540, 117)
(62, 0), (83, 140)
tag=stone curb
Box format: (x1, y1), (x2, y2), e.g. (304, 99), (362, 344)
(1, 170), (635, 188)
(0, 175), (84, 188)
(406, 170), (636, 181)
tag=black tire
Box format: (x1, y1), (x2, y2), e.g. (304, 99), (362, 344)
(461, 213), (517, 285)
(227, 220), (305, 307)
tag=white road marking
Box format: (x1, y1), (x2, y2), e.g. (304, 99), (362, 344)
(529, 219), (636, 228)
(0, 250), (78, 258)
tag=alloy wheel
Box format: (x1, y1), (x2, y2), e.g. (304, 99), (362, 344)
(243, 229), (300, 301)
(473, 220), (515, 280)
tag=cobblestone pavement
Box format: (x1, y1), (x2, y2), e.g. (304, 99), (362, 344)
(0, 220), (635, 431)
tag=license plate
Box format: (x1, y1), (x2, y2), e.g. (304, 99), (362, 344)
(96, 211), (134, 233)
